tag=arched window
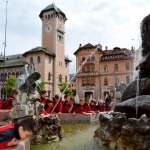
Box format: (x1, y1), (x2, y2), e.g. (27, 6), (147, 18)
(126, 76), (130, 84)
(4, 73), (7, 80)
(104, 65), (108, 72)
(114, 64), (119, 72)
(126, 63), (130, 71)
(8, 72), (11, 77)
(104, 77), (108, 86)
(1, 73), (4, 81)
(12, 72), (15, 76)
(37, 56), (41, 63)
(91, 55), (95, 61)
(16, 72), (20, 78)
(59, 74), (62, 83)
(65, 75), (67, 82)
(48, 72), (51, 81)
(30, 57), (33, 64)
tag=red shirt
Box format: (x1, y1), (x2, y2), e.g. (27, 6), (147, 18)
(75, 104), (92, 113)
(0, 100), (3, 109)
(52, 101), (63, 113)
(45, 106), (53, 113)
(0, 123), (16, 148)
(40, 97), (47, 105)
(62, 101), (71, 113)
(2, 96), (13, 110)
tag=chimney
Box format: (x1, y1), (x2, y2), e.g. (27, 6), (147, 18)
(97, 44), (102, 51)
(105, 46), (108, 50)
(79, 43), (82, 47)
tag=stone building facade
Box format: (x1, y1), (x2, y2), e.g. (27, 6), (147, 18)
(0, 4), (71, 98)
(74, 43), (135, 101)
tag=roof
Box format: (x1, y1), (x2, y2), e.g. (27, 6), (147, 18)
(65, 57), (72, 62)
(74, 43), (97, 55)
(23, 47), (55, 57)
(0, 54), (27, 68)
(101, 47), (134, 61)
(39, 3), (67, 20)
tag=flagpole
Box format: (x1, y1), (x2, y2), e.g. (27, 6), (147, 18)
(2, 0), (8, 99)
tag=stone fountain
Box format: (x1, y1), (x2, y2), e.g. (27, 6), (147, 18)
(0, 64), (63, 147)
(94, 14), (150, 150)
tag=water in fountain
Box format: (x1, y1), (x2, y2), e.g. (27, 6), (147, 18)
(135, 71), (140, 118)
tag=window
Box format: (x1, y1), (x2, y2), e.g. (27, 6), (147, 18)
(30, 57), (33, 64)
(65, 75), (67, 82)
(82, 77), (95, 86)
(104, 65), (108, 73)
(16, 72), (20, 78)
(12, 72), (15, 76)
(91, 55), (95, 61)
(48, 90), (51, 98)
(37, 56), (41, 63)
(1, 73), (4, 81)
(126, 76), (130, 84)
(59, 74), (62, 83)
(87, 56), (90, 62)
(91, 65), (95, 72)
(126, 63), (130, 71)
(49, 57), (51, 64)
(48, 72), (51, 81)
(115, 76), (119, 86)
(8, 72), (11, 77)
(82, 66), (85, 72)
(57, 34), (64, 41)
(59, 61), (62, 66)
(82, 57), (85, 62)
(65, 62), (68, 68)
(104, 77), (108, 86)
(114, 64), (119, 72)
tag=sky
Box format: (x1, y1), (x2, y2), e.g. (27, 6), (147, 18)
(0, 0), (150, 73)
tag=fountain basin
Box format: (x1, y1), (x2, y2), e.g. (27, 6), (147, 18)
(114, 95), (150, 118)
(95, 111), (150, 150)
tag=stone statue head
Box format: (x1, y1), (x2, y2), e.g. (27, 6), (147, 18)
(141, 14), (150, 57)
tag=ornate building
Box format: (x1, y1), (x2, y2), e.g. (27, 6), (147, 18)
(74, 43), (135, 101)
(0, 4), (71, 98)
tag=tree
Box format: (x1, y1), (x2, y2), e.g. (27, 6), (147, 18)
(58, 82), (76, 97)
(5, 75), (16, 96)
(37, 80), (46, 92)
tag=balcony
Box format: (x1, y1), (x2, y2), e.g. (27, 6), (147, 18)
(77, 71), (99, 77)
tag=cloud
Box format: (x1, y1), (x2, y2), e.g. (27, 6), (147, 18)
(0, 0), (150, 73)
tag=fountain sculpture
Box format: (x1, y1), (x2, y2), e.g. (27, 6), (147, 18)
(95, 14), (150, 150)
(1, 64), (63, 145)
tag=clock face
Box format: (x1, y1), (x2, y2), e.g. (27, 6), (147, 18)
(45, 24), (52, 32)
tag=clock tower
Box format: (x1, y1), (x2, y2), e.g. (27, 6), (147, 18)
(39, 3), (67, 55)
(39, 4), (70, 95)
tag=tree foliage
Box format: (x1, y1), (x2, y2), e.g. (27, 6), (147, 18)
(5, 75), (17, 96)
(37, 80), (46, 92)
(58, 82), (76, 97)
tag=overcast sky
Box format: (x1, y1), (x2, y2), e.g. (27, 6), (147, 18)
(0, 0), (150, 73)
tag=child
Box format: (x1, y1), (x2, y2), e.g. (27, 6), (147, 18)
(0, 117), (36, 149)
(39, 90), (47, 105)
(52, 95), (63, 113)
(2, 89), (18, 110)
(44, 99), (54, 114)
(75, 99), (92, 113)
(62, 95), (71, 113)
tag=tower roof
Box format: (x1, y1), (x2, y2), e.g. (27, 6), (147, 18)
(23, 47), (55, 57)
(39, 3), (67, 20)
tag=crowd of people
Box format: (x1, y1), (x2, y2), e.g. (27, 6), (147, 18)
(0, 89), (112, 114)
(0, 89), (112, 148)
